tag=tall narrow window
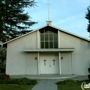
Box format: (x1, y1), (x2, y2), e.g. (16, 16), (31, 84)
(40, 30), (58, 48)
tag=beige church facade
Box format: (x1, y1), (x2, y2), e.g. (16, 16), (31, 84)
(4, 25), (90, 76)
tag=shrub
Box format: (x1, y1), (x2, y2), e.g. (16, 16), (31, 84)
(0, 64), (5, 73)
(29, 79), (37, 85)
(0, 77), (37, 85)
(56, 79), (80, 85)
(0, 73), (10, 80)
(16, 78), (37, 85)
(88, 75), (90, 80)
(88, 68), (90, 73)
(0, 68), (5, 73)
(88, 68), (90, 80)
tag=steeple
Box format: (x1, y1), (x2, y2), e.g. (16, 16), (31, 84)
(46, 0), (52, 26)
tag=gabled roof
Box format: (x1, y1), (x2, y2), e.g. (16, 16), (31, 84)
(3, 24), (90, 46)
(50, 25), (90, 42)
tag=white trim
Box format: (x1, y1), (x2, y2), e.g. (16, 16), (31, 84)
(25, 52), (27, 75)
(23, 48), (74, 52)
(71, 52), (74, 74)
(3, 25), (90, 45)
(50, 25), (90, 42)
(37, 52), (40, 75)
(58, 30), (60, 48)
(37, 30), (39, 48)
(3, 25), (47, 45)
(59, 52), (61, 75)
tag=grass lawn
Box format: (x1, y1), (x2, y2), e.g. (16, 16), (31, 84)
(0, 75), (37, 90)
(58, 85), (82, 90)
(0, 84), (34, 90)
(56, 79), (90, 90)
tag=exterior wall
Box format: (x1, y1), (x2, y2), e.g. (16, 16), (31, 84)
(26, 53), (38, 75)
(60, 52), (72, 75)
(60, 31), (90, 75)
(6, 27), (90, 76)
(6, 31), (37, 75)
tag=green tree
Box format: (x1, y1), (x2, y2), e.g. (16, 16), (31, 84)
(0, 48), (6, 63)
(86, 6), (90, 33)
(0, 0), (37, 42)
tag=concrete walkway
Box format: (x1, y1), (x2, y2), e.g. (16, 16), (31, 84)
(31, 80), (58, 90)
(31, 76), (88, 90)
(10, 74), (88, 90)
(10, 74), (77, 79)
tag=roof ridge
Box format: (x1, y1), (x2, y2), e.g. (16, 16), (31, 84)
(3, 25), (90, 45)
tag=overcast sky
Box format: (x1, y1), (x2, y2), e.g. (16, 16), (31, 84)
(27, 0), (90, 39)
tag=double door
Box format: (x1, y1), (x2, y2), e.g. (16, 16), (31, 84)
(40, 53), (59, 74)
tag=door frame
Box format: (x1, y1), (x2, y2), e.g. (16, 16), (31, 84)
(39, 52), (60, 75)
(37, 52), (73, 75)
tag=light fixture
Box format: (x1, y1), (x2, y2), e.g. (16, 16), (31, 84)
(61, 57), (63, 60)
(35, 57), (37, 60)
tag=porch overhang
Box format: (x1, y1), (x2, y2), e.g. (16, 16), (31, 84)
(23, 48), (74, 52)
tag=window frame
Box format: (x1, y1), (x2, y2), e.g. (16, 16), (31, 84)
(40, 30), (58, 49)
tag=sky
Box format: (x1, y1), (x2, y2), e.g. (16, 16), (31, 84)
(26, 0), (90, 39)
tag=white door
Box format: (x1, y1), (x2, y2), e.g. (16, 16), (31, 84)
(61, 52), (72, 74)
(40, 53), (59, 74)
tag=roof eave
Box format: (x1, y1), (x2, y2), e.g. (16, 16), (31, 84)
(3, 24), (90, 45)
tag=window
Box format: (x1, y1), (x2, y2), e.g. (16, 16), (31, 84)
(40, 30), (58, 48)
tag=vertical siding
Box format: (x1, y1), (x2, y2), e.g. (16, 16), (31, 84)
(60, 31), (90, 75)
(61, 52), (72, 74)
(26, 53), (38, 75)
(6, 31), (37, 75)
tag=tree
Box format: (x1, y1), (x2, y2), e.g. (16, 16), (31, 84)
(0, 0), (37, 42)
(0, 47), (6, 63)
(85, 6), (90, 33)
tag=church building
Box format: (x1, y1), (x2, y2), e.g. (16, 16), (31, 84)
(4, 20), (90, 76)
(4, 1), (90, 76)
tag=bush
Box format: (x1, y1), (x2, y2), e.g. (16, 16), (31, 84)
(88, 68), (90, 73)
(16, 78), (37, 85)
(0, 64), (5, 73)
(0, 68), (5, 73)
(88, 75), (90, 80)
(88, 68), (90, 80)
(0, 77), (37, 85)
(0, 73), (10, 80)
(56, 79), (80, 85)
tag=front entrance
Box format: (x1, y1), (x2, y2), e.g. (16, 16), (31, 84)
(40, 53), (59, 74)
